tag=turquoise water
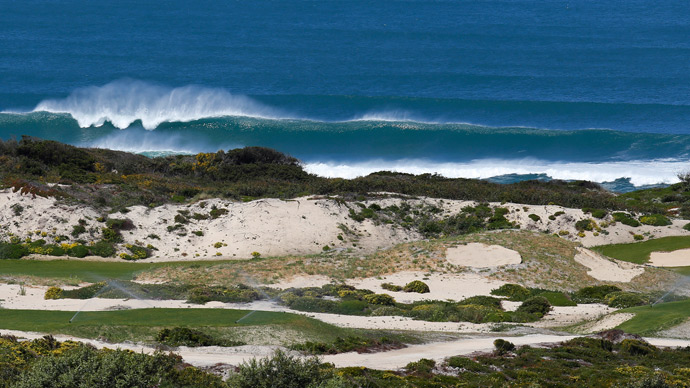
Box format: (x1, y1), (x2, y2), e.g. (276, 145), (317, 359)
(1, 0), (689, 190)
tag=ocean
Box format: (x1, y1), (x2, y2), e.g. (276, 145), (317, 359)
(1, 0), (689, 191)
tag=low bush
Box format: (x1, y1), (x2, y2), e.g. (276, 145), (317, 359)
(0, 242), (29, 259)
(605, 291), (649, 308)
(516, 296), (551, 317)
(67, 244), (89, 258)
(381, 282), (403, 292)
(405, 358), (436, 376)
(620, 339), (657, 356)
(613, 212), (641, 227)
(44, 287), (63, 300)
(493, 339), (516, 354)
(229, 349), (327, 388)
(290, 335), (402, 355)
(528, 214), (541, 222)
(155, 327), (243, 347)
(90, 241), (116, 257)
(573, 285), (622, 303)
(639, 214), (672, 226)
(491, 283), (531, 301)
(403, 280), (430, 294)
(363, 293), (396, 305)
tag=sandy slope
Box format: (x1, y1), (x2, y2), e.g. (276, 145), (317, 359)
(2, 189), (690, 261)
(574, 248), (645, 282)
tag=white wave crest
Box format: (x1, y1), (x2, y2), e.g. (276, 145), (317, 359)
(33, 79), (281, 129)
(304, 158), (686, 187)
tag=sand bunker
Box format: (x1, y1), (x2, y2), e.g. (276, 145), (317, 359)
(445, 243), (521, 267)
(574, 248), (644, 282)
(649, 249), (690, 267)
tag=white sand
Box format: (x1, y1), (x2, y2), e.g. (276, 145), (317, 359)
(650, 249), (690, 267)
(574, 248), (644, 282)
(445, 243), (521, 268)
(574, 313), (635, 334)
(528, 303), (617, 328)
(3, 189), (690, 262)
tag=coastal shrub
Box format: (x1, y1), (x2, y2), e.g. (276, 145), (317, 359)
(90, 241), (116, 257)
(0, 242), (29, 259)
(605, 292), (649, 308)
(639, 214), (672, 226)
(575, 219), (595, 231)
(209, 206), (228, 219)
(528, 214), (541, 222)
(119, 244), (150, 260)
(534, 291), (577, 307)
(44, 287), (63, 300)
(684, 223), (690, 231)
(493, 339), (516, 354)
(174, 214), (189, 224)
(458, 295), (503, 309)
(405, 358), (436, 376)
(61, 282), (107, 299)
(620, 339), (657, 356)
(613, 212), (641, 227)
(446, 356), (491, 373)
(192, 230), (204, 236)
(290, 335), (401, 355)
(583, 208), (608, 219)
(71, 224), (86, 237)
(105, 218), (134, 231)
(573, 285), (622, 303)
(67, 244), (89, 258)
(491, 283), (531, 301)
(155, 327), (242, 347)
(381, 282), (403, 292)
(229, 349), (327, 388)
(187, 284), (261, 304)
(634, 234), (645, 241)
(363, 293), (396, 306)
(516, 296), (551, 317)
(403, 280), (430, 294)
(101, 227), (122, 243)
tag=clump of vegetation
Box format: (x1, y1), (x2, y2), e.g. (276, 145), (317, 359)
(515, 296), (551, 317)
(491, 283), (531, 301)
(119, 244), (151, 260)
(44, 287), (63, 300)
(572, 285), (623, 303)
(403, 280), (430, 294)
(155, 327), (243, 347)
(613, 212), (641, 227)
(290, 335), (404, 355)
(363, 293), (396, 305)
(493, 338), (516, 354)
(528, 214), (541, 222)
(639, 214), (672, 226)
(187, 284), (261, 304)
(381, 282), (403, 292)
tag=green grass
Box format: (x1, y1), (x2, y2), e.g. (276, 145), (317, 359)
(593, 236), (690, 264)
(0, 259), (239, 283)
(0, 308), (346, 344)
(617, 299), (690, 335)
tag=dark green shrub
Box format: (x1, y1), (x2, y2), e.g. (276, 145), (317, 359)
(491, 284), (531, 301)
(528, 214), (541, 222)
(101, 227), (122, 243)
(155, 327), (242, 347)
(174, 214), (189, 224)
(209, 206), (228, 219)
(90, 241), (116, 257)
(573, 285), (622, 303)
(405, 358), (436, 376)
(575, 219), (594, 231)
(403, 280), (430, 294)
(458, 295), (503, 309)
(0, 242), (29, 259)
(105, 218), (134, 231)
(620, 339), (657, 356)
(71, 224), (86, 237)
(494, 339), (516, 354)
(516, 296), (551, 317)
(67, 244), (89, 258)
(534, 291), (577, 307)
(639, 214), (672, 226)
(613, 212), (641, 227)
(446, 356), (491, 372)
(605, 291), (649, 308)
(684, 222), (690, 231)
(229, 349), (327, 388)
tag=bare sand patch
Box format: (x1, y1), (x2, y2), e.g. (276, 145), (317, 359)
(574, 248), (644, 282)
(527, 303), (617, 329)
(574, 313), (635, 334)
(445, 243), (521, 268)
(650, 249), (690, 267)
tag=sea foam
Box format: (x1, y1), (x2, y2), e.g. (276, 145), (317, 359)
(33, 79), (282, 129)
(303, 159), (685, 187)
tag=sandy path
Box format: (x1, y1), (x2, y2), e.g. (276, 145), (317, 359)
(574, 248), (644, 282)
(649, 249), (690, 267)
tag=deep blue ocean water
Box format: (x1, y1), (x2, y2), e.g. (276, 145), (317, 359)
(1, 0), (689, 190)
